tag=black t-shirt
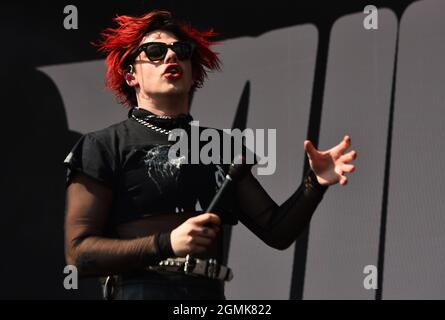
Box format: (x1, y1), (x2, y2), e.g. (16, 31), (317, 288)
(63, 108), (329, 281)
(64, 108), (245, 226)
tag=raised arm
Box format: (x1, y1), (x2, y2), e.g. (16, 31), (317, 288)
(235, 135), (357, 250)
(235, 169), (327, 250)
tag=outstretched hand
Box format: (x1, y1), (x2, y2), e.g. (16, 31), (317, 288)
(304, 135), (357, 186)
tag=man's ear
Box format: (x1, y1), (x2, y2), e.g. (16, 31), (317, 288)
(124, 65), (137, 87)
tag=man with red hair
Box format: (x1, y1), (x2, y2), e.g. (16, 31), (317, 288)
(64, 10), (357, 300)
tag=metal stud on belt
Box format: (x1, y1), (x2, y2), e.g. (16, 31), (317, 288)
(184, 254), (196, 274)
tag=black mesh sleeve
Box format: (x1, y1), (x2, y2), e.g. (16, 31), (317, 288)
(235, 169), (328, 250)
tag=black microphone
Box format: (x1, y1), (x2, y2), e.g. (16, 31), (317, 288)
(205, 154), (253, 224)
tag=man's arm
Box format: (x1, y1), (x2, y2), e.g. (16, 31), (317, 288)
(235, 170), (327, 250)
(64, 173), (173, 277)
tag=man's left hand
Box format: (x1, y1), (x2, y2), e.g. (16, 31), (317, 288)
(304, 135), (357, 186)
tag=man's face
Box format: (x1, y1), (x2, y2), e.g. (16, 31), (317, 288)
(129, 30), (194, 100)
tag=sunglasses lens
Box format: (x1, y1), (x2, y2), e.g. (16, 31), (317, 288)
(173, 42), (193, 60)
(145, 44), (167, 61)
(142, 42), (193, 61)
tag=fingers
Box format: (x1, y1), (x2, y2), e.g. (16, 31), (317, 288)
(304, 140), (317, 159)
(339, 175), (348, 186)
(306, 137), (351, 159)
(189, 213), (221, 242)
(334, 136), (355, 187)
(172, 214), (222, 256)
(336, 161), (355, 187)
(188, 226), (218, 253)
(341, 163), (356, 173)
(191, 226), (218, 239)
(338, 151), (356, 186)
(340, 150), (357, 163)
(342, 135), (351, 150)
(332, 135), (351, 156)
(193, 212), (221, 227)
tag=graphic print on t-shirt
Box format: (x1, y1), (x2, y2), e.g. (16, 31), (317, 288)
(139, 144), (224, 215)
(143, 144), (185, 195)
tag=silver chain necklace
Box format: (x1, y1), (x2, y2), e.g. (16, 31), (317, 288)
(131, 114), (172, 135)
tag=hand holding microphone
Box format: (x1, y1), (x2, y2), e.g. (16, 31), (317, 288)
(170, 213), (221, 256)
(170, 155), (253, 257)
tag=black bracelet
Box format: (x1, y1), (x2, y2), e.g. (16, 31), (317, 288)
(306, 169), (328, 195)
(154, 232), (175, 259)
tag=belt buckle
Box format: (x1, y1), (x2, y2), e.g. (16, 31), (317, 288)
(184, 255), (219, 279)
(157, 255), (233, 281)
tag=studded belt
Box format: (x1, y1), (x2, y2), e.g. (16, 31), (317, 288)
(147, 254), (233, 282)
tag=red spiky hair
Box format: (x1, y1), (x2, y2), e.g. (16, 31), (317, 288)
(95, 10), (221, 107)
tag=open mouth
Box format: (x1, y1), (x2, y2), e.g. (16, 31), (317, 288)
(163, 65), (183, 79)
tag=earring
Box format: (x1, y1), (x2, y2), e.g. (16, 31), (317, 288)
(125, 65), (135, 81)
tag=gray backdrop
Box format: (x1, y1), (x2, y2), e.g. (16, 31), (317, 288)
(6, 0), (444, 299)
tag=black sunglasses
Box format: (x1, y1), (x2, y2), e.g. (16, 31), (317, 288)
(131, 41), (195, 62)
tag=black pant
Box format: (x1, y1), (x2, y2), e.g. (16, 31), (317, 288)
(111, 272), (226, 300)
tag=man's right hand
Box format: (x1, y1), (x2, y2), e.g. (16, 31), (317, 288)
(170, 213), (221, 256)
